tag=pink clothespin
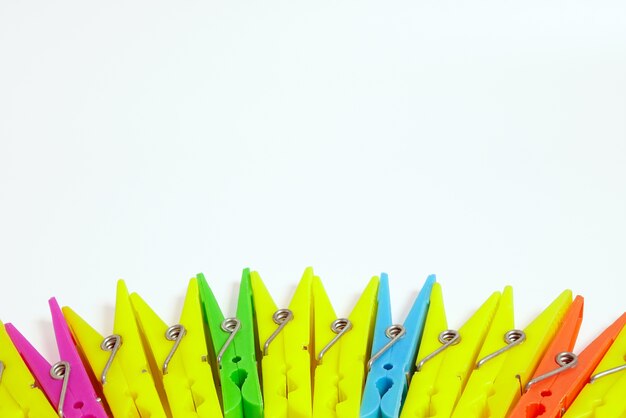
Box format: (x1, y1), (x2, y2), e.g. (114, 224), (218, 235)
(5, 298), (108, 418)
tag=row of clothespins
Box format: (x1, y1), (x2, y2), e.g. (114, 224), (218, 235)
(0, 268), (624, 418)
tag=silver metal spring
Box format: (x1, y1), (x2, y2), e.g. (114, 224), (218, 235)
(217, 318), (241, 367)
(476, 329), (526, 368)
(263, 309), (294, 356)
(367, 324), (406, 370)
(317, 318), (352, 364)
(100, 334), (122, 384)
(50, 361), (71, 418)
(590, 356), (626, 383)
(525, 351), (578, 392)
(416, 329), (461, 371)
(163, 324), (186, 375)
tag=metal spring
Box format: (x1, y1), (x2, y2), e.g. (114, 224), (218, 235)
(556, 351), (577, 366)
(416, 329), (461, 371)
(331, 318), (351, 333)
(367, 324), (406, 370)
(386, 325), (405, 338)
(100, 334), (122, 384)
(525, 351), (578, 392)
(274, 309), (294, 325)
(50, 361), (71, 418)
(590, 357), (626, 383)
(477, 329), (526, 368)
(263, 308), (294, 356)
(317, 318), (352, 364)
(222, 317), (241, 332)
(217, 318), (241, 367)
(163, 324), (186, 375)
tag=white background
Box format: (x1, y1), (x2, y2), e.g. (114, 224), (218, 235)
(1, 0), (625, 360)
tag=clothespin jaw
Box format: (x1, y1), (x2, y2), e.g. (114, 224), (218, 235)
(401, 284), (501, 418)
(5, 298), (108, 418)
(313, 274), (379, 418)
(0, 321), (57, 417)
(452, 288), (573, 418)
(197, 269), (263, 418)
(563, 313), (626, 418)
(130, 278), (223, 418)
(62, 280), (167, 418)
(250, 268), (314, 418)
(361, 274), (435, 418)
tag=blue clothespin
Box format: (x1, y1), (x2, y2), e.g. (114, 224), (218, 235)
(360, 273), (436, 418)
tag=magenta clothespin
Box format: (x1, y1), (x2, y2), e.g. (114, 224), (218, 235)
(5, 298), (108, 418)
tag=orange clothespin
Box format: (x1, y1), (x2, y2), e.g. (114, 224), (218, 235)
(563, 311), (626, 418)
(509, 296), (626, 418)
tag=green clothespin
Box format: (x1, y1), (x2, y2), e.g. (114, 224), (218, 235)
(198, 268), (263, 418)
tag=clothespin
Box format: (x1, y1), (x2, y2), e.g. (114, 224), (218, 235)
(130, 277), (223, 418)
(510, 298), (626, 418)
(313, 273), (379, 418)
(0, 321), (57, 417)
(250, 268), (314, 418)
(62, 280), (167, 418)
(451, 288), (573, 418)
(400, 282), (501, 418)
(5, 298), (108, 418)
(360, 273), (435, 418)
(563, 312), (626, 418)
(197, 269), (263, 418)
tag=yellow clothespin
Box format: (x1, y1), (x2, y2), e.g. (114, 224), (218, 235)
(313, 274), (379, 418)
(401, 282), (501, 418)
(0, 321), (57, 417)
(250, 268), (314, 418)
(563, 314), (626, 418)
(62, 280), (167, 418)
(130, 277), (223, 418)
(451, 288), (572, 418)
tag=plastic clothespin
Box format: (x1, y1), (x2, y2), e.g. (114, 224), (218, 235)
(0, 321), (57, 417)
(563, 312), (626, 418)
(360, 273), (435, 418)
(451, 288), (573, 418)
(62, 280), (167, 418)
(313, 273), (379, 418)
(197, 269), (263, 418)
(5, 298), (108, 418)
(510, 298), (626, 418)
(400, 283), (502, 418)
(250, 268), (314, 418)
(130, 277), (223, 418)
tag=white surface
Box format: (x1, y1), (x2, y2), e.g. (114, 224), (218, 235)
(1, 0), (625, 360)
